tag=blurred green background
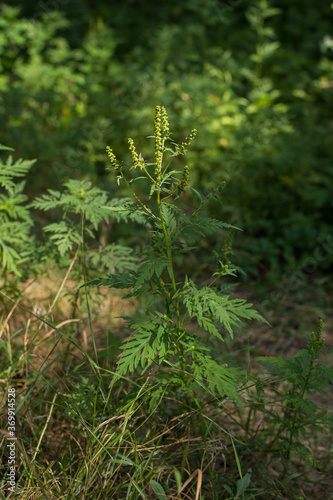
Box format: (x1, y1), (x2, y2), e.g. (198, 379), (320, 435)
(1, 0), (332, 282)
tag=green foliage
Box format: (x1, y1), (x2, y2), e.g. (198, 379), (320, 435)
(1, 3), (332, 496)
(88, 107), (266, 408)
(31, 179), (134, 258)
(1, 1), (332, 282)
(115, 314), (168, 377)
(149, 480), (167, 500)
(88, 243), (137, 273)
(180, 279), (264, 339)
(28, 177), (138, 324)
(0, 145), (36, 277)
(0, 145), (35, 193)
(253, 319), (333, 472)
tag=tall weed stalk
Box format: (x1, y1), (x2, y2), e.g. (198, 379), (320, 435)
(88, 106), (266, 408)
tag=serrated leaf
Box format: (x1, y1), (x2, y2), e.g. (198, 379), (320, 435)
(192, 353), (243, 409)
(84, 271), (138, 290)
(116, 329), (154, 377)
(160, 203), (177, 237)
(88, 244), (137, 273)
(101, 201), (149, 224)
(174, 215), (240, 243)
(0, 156), (36, 193)
(132, 252), (168, 292)
(44, 221), (81, 255)
(182, 280), (265, 339)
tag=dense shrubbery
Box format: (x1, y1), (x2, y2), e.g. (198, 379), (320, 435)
(1, 0), (332, 280)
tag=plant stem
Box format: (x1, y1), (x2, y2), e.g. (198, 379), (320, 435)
(157, 188), (184, 368)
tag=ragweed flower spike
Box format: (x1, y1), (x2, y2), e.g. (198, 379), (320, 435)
(177, 165), (189, 194)
(310, 318), (325, 355)
(212, 181), (226, 199)
(154, 106), (163, 179)
(221, 229), (234, 261)
(161, 106), (170, 138)
(176, 129), (197, 155)
(106, 146), (123, 184)
(128, 138), (145, 170)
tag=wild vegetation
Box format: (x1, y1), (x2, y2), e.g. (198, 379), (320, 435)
(0, 1), (332, 499)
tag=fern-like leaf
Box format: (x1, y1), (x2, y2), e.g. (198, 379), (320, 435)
(181, 280), (266, 339)
(174, 215), (239, 243)
(115, 317), (168, 378)
(190, 350), (243, 409)
(85, 271), (139, 291)
(102, 200), (150, 224)
(0, 154), (36, 193)
(133, 251), (169, 293)
(0, 182), (31, 222)
(88, 244), (138, 273)
(44, 221), (82, 256)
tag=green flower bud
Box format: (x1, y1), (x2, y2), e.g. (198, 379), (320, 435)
(176, 129), (197, 155)
(177, 165), (189, 194)
(106, 146), (123, 180)
(154, 106), (163, 178)
(128, 138), (145, 170)
(161, 106), (170, 138)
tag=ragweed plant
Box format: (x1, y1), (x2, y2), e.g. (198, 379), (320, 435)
(31, 179), (137, 258)
(88, 106), (266, 406)
(31, 179), (139, 324)
(255, 319), (333, 474)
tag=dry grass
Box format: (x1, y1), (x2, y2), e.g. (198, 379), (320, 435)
(1, 270), (332, 499)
